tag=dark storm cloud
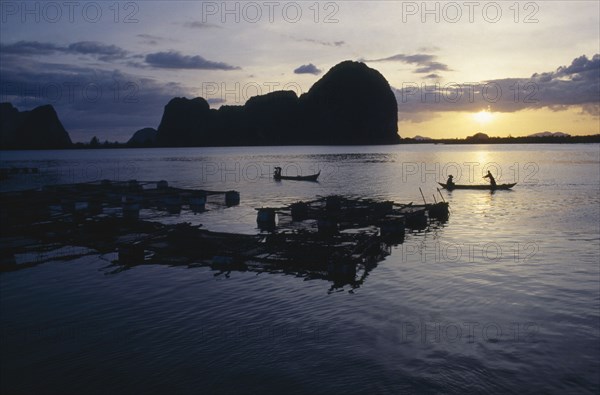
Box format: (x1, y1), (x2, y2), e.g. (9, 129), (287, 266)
(293, 64), (322, 75)
(1, 40), (129, 61)
(145, 51), (240, 70)
(67, 41), (129, 61)
(0, 56), (193, 142)
(556, 54), (600, 76)
(394, 54), (600, 121)
(0, 41), (62, 55)
(0, 40), (239, 139)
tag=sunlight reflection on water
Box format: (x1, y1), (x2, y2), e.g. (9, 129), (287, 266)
(1, 144), (599, 394)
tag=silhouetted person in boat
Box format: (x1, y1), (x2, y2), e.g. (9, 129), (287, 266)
(274, 167), (282, 178)
(446, 175), (455, 188)
(483, 170), (496, 187)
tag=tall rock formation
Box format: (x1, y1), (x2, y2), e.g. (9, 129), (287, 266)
(156, 97), (211, 147)
(155, 60), (400, 146)
(0, 103), (72, 149)
(299, 60), (399, 144)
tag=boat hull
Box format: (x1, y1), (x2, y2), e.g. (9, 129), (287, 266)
(438, 182), (516, 190)
(274, 171), (320, 182)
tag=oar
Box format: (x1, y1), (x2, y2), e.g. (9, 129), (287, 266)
(419, 187), (427, 205)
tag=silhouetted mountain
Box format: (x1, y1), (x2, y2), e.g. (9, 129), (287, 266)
(245, 90), (301, 144)
(0, 103), (72, 149)
(156, 97), (211, 147)
(155, 61), (400, 146)
(413, 135), (433, 141)
(467, 132), (489, 140)
(528, 131), (570, 138)
(299, 61), (399, 144)
(127, 127), (158, 146)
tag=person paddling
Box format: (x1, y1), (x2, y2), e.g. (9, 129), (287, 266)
(446, 175), (455, 189)
(483, 170), (496, 187)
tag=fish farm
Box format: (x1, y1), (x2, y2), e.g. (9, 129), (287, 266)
(0, 180), (449, 290)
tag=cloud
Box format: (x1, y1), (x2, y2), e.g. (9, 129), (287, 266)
(136, 34), (176, 46)
(145, 51), (240, 70)
(67, 41), (128, 61)
(580, 103), (600, 116)
(366, 53), (435, 64)
(394, 54), (600, 119)
(363, 53), (452, 74)
(1, 40), (129, 61)
(289, 36), (345, 47)
(293, 63), (322, 75)
(137, 34), (161, 40)
(556, 54), (600, 76)
(0, 56), (193, 142)
(418, 46), (441, 53)
(0, 41), (62, 55)
(183, 21), (221, 29)
(414, 62), (450, 73)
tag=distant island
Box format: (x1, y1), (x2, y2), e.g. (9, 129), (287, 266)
(127, 128), (158, 146)
(402, 131), (600, 144)
(1, 60), (599, 150)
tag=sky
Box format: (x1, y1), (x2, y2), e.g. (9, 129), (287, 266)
(1, 0), (599, 142)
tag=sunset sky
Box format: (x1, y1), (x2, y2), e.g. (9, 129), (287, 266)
(1, 0), (599, 142)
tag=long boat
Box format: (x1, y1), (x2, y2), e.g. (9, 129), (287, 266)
(438, 182), (516, 190)
(274, 171), (320, 182)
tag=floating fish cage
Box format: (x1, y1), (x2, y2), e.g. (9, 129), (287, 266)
(1, 182), (448, 290)
(269, 195), (447, 236)
(290, 202), (309, 221)
(256, 208), (277, 230)
(162, 195), (182, 214)
(378, 215), (406, 237)
(225, 190), (240, 206)
(127, 180), (142, 191)
(118, 243), (145, 265)
(317, 217), (339, 234)
(427, 202), (450, 219)
(122, 201), (141, 220)
(189, 192), (207, 212)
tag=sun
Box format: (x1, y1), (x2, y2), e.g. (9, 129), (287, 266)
(473, 110), (494, 124)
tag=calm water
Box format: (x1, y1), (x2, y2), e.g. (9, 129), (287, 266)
(1, 144), (599, 394)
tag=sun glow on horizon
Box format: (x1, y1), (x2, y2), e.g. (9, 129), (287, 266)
(473, 110), (494, 125)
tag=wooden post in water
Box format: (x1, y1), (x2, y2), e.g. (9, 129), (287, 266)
(419, 188), (427, 205)
(437, 188), (446, 203)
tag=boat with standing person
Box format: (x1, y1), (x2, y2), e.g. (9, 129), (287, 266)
(438, 182), (517, 190)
